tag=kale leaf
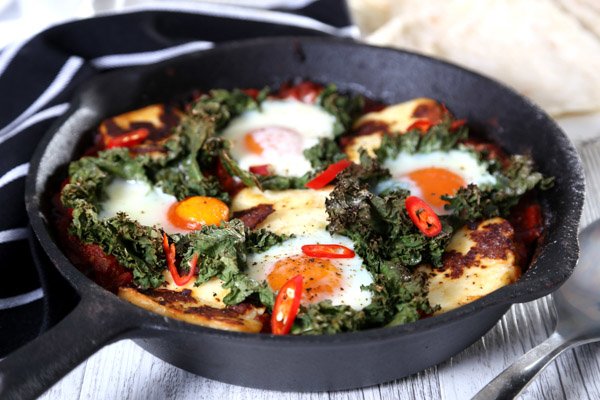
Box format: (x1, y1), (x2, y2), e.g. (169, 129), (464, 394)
(61, 88), (279, 289)
(303, 137), (347, 170)
(291, 271), (437, 334)
(70, 205), (165, 289)
(319, 151), (448, 331)
(62, 148), (147, 208)
(443, 154), (554, 223)
(441, 184), (501, 223)
(220, 148), (262, 189)
(258, 173), (312, 190)
(152, 164), (225, 201)
(374, 121), (468, 161)
(175, 220), (253, 304)
(172, 220), (289, 305)
(497, 154), (555, 194)
(318, 84), (365, 136)
(141, 98), (222, 200)
(340, 150), (391, 185)
(190, 88), (267, 131)
(291, 301), (365, 335)
(257, 282), (275, 310)
(246, 228), (291, 253)
(202, 136), (263, 190)
(364, 271), (437, 327)
(326, 153), (451, 271)
(150, 89), (266, 199)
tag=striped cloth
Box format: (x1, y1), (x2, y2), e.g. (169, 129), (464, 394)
(0, 0), (356, 356)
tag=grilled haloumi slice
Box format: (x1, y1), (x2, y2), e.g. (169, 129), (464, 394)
(231, 187), (332, 236)
(119, 285), (266, 333)
(418, 217), (521, 314)
(344, 98), (445, 162)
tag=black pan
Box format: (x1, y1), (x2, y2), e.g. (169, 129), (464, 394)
(0, 37), (584, 399)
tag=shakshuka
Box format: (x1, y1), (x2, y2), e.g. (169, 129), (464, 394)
(54, 81), (552, 335)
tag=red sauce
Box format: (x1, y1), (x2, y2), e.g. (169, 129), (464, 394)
(277, 80), (323, 103)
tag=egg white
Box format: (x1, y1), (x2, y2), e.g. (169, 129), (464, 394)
(220, 99), (336, 177)
(98, 178), (186, 234)
(246, 231), (373, 311)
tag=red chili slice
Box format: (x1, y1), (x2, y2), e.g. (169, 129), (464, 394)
(242, 88), (261, 99)
(406, 120), (433, 133)
(450, 119), (467, 131)
(162, 233), (198, 286)
(271, 275), (303, 335)
(405, 196), (442, 237)
(105, 128), (150, 149)
(305, 159), (352, 190)
(301, 244), (355, 259)
(249, 164), (273, 176)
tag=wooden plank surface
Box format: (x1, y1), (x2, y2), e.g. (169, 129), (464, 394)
(37, 127), (600, 400)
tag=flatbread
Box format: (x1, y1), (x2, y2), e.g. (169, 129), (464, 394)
(556, 0), (600, 39)
(350, 0), (600, 116)
(347, 0), (392, 35)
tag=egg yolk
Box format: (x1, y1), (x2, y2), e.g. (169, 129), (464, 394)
(267, 255), (342, 305)
(407, 168), (466, 208)
(167, 196), (229, 230)
(244, 126), (303, 155)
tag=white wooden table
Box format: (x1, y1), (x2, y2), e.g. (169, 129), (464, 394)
(35, 117), (600, 399)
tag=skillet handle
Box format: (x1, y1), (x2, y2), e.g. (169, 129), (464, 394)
(0, 294), (138, 400)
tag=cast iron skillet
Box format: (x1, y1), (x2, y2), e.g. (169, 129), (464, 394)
(0, 37), (584, 399)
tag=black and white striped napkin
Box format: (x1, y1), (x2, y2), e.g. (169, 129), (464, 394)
(0, 0), (356, 356)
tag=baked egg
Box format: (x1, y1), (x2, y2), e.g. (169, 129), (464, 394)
(377, 150), (496, 214)
(220, 99), (337, 176)
(98, 178), (229, 234)
(246, 231), (373, 310)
